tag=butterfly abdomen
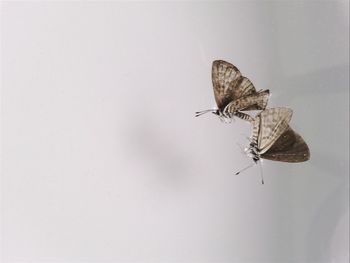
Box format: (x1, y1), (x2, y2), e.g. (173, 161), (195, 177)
(233, 111), (254, 122)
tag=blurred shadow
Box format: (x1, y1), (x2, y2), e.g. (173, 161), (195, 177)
(121, 113), (191, 188)
(272, 64), (349, 262)
(306, 182), (349, 262)
(271, 64), (349, 178)
(272, 64), (348, 97)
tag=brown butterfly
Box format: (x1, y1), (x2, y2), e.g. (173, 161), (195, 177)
(195, 60), (270, 122)
(236, 107), (310, 183)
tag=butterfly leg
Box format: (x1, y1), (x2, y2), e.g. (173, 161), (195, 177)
(235, 163), (255, 175)
(258, 160), (265, 185)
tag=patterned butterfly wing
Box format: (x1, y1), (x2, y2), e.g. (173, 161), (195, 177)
(212, 60), (242, 109)
(230, 76), (256, 99)
(261, 126), (310, 162)
(252, 108), (293, 154)
(240, 90), (270, 111)
(224, 90), (270, 114)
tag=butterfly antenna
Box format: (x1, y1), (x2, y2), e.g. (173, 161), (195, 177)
(235, 163), (255, 175)
(195, 109), (214, 117)
(259, 160), (265, 185)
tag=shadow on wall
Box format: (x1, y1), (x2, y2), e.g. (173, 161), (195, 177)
(307, 182), (349, 262)
(272, 64), (348, 97)
(121, 112), (191, 189)
(271, 64), (349, 178)
(273, 64), (349, 262)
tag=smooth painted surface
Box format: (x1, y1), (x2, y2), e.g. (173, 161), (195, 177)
(1, 2), (349, 262)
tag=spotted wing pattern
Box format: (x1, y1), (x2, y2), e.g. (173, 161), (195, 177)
(252, 108), (293, 154)
(212, 60), (270, 115)
(224, 90), (270, 114)
(212, 60), (242, 109)
(230, 76), (256, 99)
(262, 126), (310, 162)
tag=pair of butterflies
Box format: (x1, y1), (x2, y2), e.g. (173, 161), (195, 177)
(196, 60), (310, 180)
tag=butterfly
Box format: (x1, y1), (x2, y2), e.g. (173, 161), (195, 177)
(236, 107), (310, 183)
(195, 60), (270, 122)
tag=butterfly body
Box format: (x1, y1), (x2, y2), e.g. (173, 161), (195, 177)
(247, 108), (310, 163)
(196, 61), (311, 181)
(196, 60), (270, 122)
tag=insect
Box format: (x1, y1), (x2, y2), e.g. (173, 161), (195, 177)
(236, 107), (310, 183)
(195, 60), (270, 122)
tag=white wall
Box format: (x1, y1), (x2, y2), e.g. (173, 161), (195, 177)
(1, 2), (349, 262)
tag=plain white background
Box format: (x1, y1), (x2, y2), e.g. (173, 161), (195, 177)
(1, 1), (349, 262)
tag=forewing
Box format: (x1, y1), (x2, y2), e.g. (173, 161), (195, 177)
(224, 90), (270, 122)
(251, 115), (261, 144)
(257, 107), (293, 154)
(239, 90), (270, 111)
(231, 76), (257, 99)
(262, 127), (310, 162)
(212, 60), (242, 109)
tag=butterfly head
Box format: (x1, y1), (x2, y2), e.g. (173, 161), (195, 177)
(211, 109), (221, 116)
